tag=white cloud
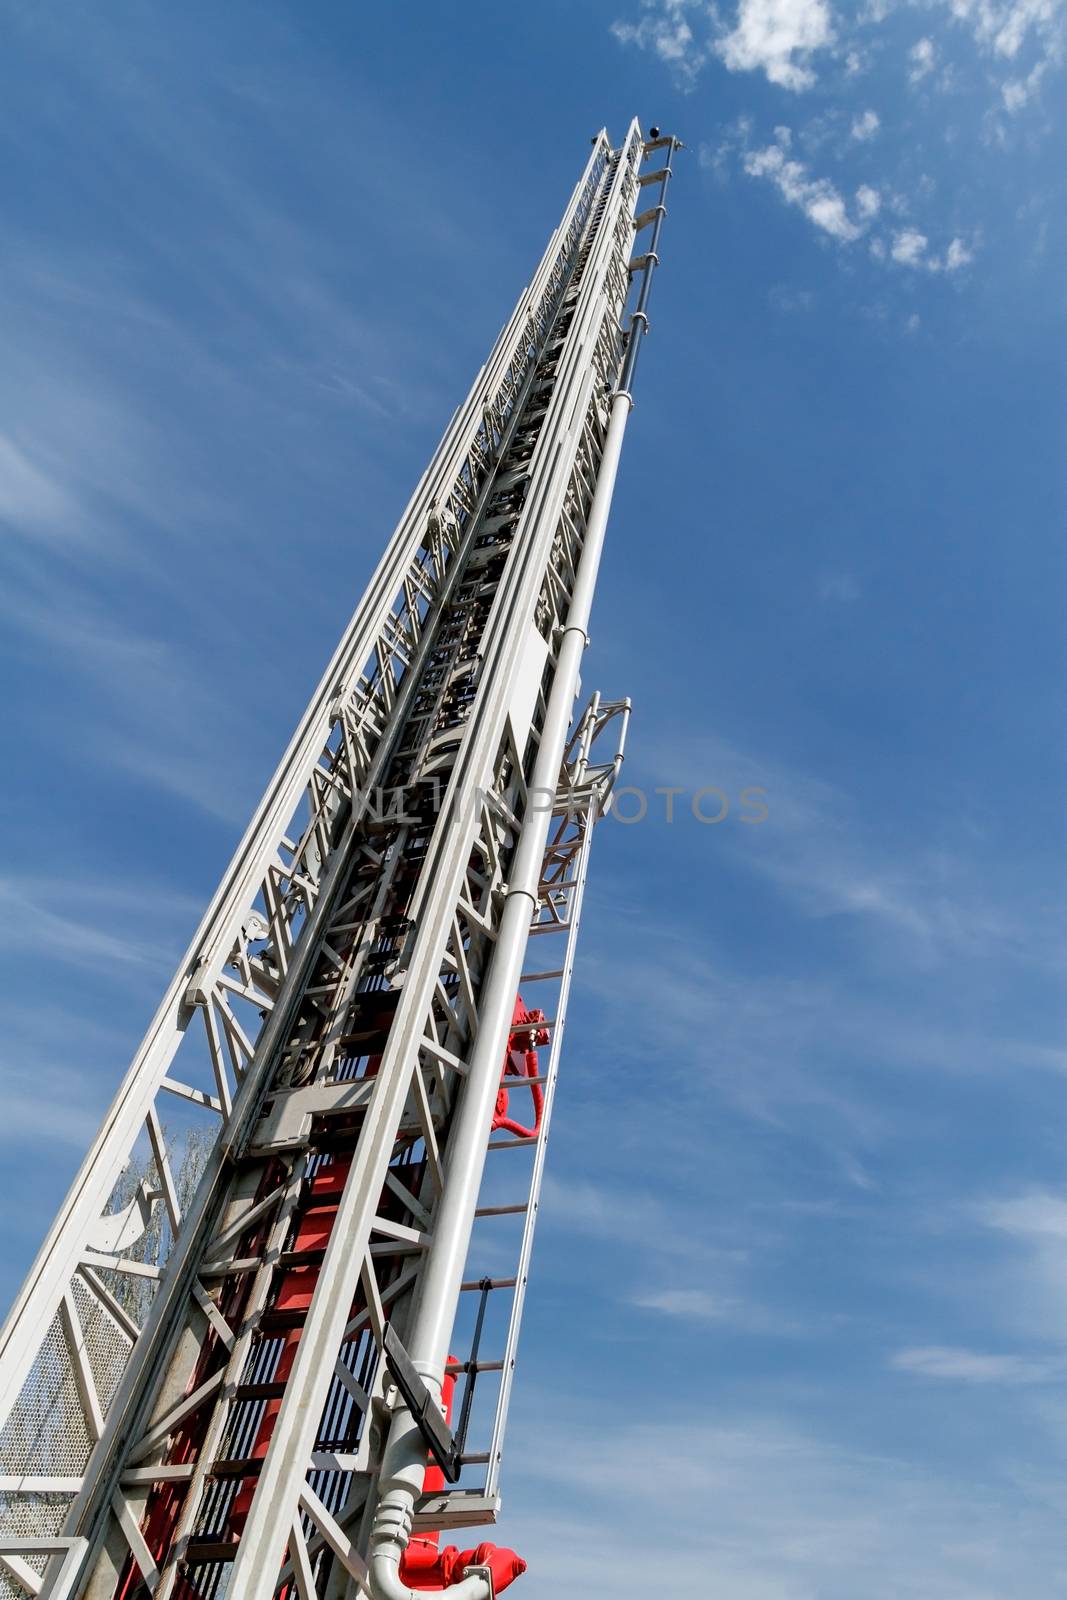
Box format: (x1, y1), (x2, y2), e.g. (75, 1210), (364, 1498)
(891, 227), (929, 265)
(945, 0), (1066, 60)
(886, 228), (976, 271)
(633, 1288), (735, 1320)
(612, 0), (1066, 120)
(909, 35), (937, 79)
(717, 0), (835, 90)
(856, 183), (882, 217)
(716, 107), (976, 278)
(892, 1344), (1057, 1382)
(1001, 56), (1051, 106)
(851, 107), (881, 139)
(941, 0), (1066, 114)
(611, 0), (707, 83)
(744, 134), (868, 241)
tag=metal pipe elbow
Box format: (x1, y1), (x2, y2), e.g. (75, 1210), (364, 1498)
(368, 1546), (492, 1600)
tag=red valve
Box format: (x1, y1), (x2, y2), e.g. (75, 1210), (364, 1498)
(401, 1539), (527, 1592)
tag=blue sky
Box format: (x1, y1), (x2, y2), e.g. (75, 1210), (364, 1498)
(1, 0), (1066, 1593)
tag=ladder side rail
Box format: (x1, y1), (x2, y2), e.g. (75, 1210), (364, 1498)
(482, 797), (596, 1500)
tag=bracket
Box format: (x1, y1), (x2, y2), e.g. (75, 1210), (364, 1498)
(383, 1324), (461, 1483)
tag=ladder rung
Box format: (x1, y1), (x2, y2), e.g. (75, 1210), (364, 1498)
(234, 1381), (287, 1402)
(474, 1204), (528, 1217)
(199, 1256), (264, 1278)
(208, 1458), (263, 1480)
(258, 1307), (307, 1331)
(277, 1248), (326, 1269)
(183, 1541), (239, 1564)
(121, 1464), (195, 1487)
(461, 1277), (515, 1291)
(487, 1136), (537, 1151)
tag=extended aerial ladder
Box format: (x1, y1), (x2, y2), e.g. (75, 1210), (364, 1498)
(0, 121), (677, 1600)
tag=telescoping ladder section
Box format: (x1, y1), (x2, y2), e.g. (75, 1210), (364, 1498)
(0, 122), (677, 1600)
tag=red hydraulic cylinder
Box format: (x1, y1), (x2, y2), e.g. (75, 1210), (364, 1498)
(491, 996), (549, 1139)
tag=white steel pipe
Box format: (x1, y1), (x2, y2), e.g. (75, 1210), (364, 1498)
(411, 387), (632, 1367)
(367, 388), (633, 1600)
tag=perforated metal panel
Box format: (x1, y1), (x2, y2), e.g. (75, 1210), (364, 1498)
(0, 1312), (89, 1480)
(0, 1312), (84, 1596)
(0, 1285), (133, 1596)
(70, 1277), (133, 1421)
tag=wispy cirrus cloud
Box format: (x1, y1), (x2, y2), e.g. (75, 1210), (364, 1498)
(891, 1343), (1061, 1382)
(541, 1175), (731, 1262)
(974, 1192), (1067, 1337)
(886, 1190), (1067, 1370)
(503, 1406), (1067, 1597)
(0, 572), (266, 824)
(0, 433), (75, 538)
(632, 725), (1046, 966)
(0, 873), (200, 975)
(0, 1066), (112, 1150)
(632, 1287), (736, 1320)
(979, 1191), (1067, 1240)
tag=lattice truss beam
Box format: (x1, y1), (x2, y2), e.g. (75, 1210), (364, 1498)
(0, 120), (672, 1600)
